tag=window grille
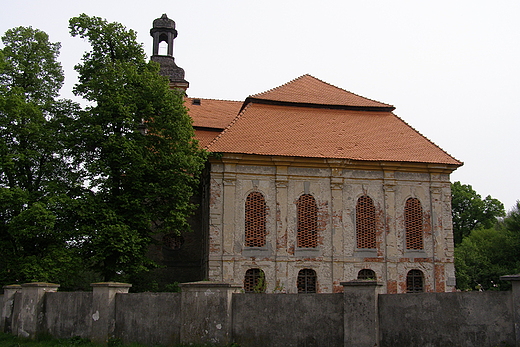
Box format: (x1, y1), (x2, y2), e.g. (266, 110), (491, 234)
(405, 198), (423, 250)
(357, 269), (376, 280)
(244, 268), (266, 293)
(297, 194), (318, 248)
(356, 195), (376, 249)
(297, 269), (317, 293)
(406, 269), (424, 293)
(162, 233), (184, 250)
(245, 192), (266, 247)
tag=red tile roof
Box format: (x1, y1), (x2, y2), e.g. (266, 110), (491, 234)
(194, 129), (223, 148)
(249, 74), (393, 109)
(186, 97), (242, 129)
(206, 103), (461, 165)
(187, 75), (462, 166)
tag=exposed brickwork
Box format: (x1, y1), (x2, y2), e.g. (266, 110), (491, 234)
(297, 269), (317, 293)
(387, 280), (398, 294)
(316, 200), (329, 247)
(297, 194), (318, 248)
(356, 196), (376, 249)
(364, 257), (384, 262)
(405, 198), (423, 250)
(435, 264), (446, 292)
(245, 192), (266, 247)
(375, 205), (385, 256)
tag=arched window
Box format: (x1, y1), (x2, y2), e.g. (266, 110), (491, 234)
(357, 269), (376, 280)
(297, 194), (318, 248)
(244, 268), (266, 293)
(297, 269), (317, 293)
(405, 198), (423, 250)
(245, 192), (266, 247)
(356, 195), (376, 249)
(406, 269), (424, 293)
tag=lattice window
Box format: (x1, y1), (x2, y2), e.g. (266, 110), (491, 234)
(245, 192), (266, 247)
(297, 269), (317, 293)
(297, 194), (318, 248)
(406, 269), (424, 293)
(356, 195), (376, 249)
(405, 198), (423, 250)
(244, 268), (266, 293)
(357, 269), (376, 280)
(162, 233), (184, 250)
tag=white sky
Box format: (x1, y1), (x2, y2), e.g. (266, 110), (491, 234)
(1, 0), (519, 211)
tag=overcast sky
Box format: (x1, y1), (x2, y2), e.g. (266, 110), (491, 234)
(2, 0), (519, 211)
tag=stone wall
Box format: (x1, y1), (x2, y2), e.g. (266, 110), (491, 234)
(232, 294), (343, 346)
(44, 292), (92, 339)
(115, 293), (181, 346)
(379, 291), (515, 346)
(3, 278), (520, 347)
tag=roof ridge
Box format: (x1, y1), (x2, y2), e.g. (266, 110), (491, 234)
(249, 74), (393, 108)
(305, 74), (393, 108)
(205, 102), (253, 150)
(391, 112), (462, 165)
(249, 74), (309, 98)
(186, 96), (241, 103)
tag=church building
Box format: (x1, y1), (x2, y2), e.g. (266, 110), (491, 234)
(150, 14), (463, 294)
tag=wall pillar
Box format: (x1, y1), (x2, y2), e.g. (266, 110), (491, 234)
(14, 283), (59, 338)
(180, 281), (241, 345)
(501, 275), (520, 346)
(1, 285), (21, 333)
(342, 280), (382, 347)
(90, 282), (132, 344)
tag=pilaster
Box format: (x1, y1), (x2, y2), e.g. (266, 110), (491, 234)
(1, 285), (21, 333)
(180, 282), (241, 345)
(90, 282), (132, 344)
(342, 280), (383, 347)
(15, 283), (59, 339)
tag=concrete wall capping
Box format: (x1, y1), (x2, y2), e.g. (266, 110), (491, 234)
(501, 274), (520, 281)
(90, 282), (132, 288)
(341, 280), (384, 287)
(20, 282), (60, 288)
(179, 281), (242, 289)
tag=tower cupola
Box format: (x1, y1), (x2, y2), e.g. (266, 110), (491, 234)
(150, 14), (189, 91)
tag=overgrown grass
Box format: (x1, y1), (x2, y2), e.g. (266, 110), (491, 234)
(0, 333), (239, 347)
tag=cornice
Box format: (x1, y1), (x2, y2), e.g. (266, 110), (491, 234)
(208, 153), (459, 174)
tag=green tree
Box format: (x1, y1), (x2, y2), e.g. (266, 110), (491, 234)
(451, 181), (505, 245)
(0, 26), (86, 288)
(455, 201), (520, 291)
(69, 14), (207, 281)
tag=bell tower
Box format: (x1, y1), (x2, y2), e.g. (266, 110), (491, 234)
(150, 14), (189, 91)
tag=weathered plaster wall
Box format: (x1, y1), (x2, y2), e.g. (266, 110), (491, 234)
(207, 155), (456, 293)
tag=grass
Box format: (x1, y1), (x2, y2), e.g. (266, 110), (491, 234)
(0, 334), (239, 347)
